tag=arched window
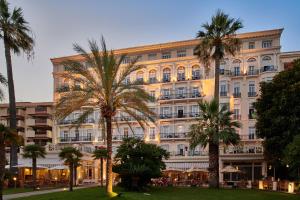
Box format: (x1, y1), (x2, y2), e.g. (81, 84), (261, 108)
(162, 68), (171, 82)
(247, 58), (256, 63)
(177, 66), (185, 81)
(136, 71), (144, 84)
(149, 70), (157, 83)
(262, 56), (272, 61)
(192, 65), (201, 80)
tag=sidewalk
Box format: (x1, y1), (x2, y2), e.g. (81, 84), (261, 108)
(3, 184), (97, 200)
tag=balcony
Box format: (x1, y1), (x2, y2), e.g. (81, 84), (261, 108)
(159, 112), (200, 120)
(260, 65), (277, 73)
(112, 134), (144, 141)
(239, 134), (261, 141)
(233, 92), (241, 98)
(220, 69), (231, 76)
(248, 92), (257, 97)
(231, 71), (242, 77)
(247, 69), (259, 76)
(222, 146), (263, 155)
(58, 136), (94, 143)
(160, 132), (188, 139)
(220, 91), (228, 97)
(233, 114), (241, 120)
(58, 118), (95, 125)
(168, 150), (208, 157)
(27, 106), (52, 116)
(0, 108), (25, 119)
(148, 77), (157, 84)
(159, 92), (203, 100)
(27, 118), (52, 127)
(177, 74), (186, 81)
(26, 130), (52, 138)
(191, 74), (202, 80)
(162, 76), (171, 83)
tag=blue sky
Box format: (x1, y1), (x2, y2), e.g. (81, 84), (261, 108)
(0, 0), (299, 102)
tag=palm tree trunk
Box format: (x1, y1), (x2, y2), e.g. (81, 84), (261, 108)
(32, 158), (37, 190)
(208, 57), (221, 188)
(100, 157), (103, 187)
(214, 58), (220, 100)
(0, 132), (6, 200)
(208, 142), (219, 188)
(4, 36), (18, 175)
(73, 165), (77, 186)
(69, 163), (73, 191)
(105, 116), (113, 194)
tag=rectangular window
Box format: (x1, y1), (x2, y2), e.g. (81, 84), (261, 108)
(162, 52), (171, 59)
(249, 81), (255, 93)
(148, 53), (157, 60)
(177, 49), (186, 57)
(191, 105), (199, 116)
(233, 66), (240, 76)
(149, 127), (156, 140)
(233, 82), (241, 97)
(123, 127), (129, 137)
(220, 81), (227, 96)
(191, 87), (199, 97)
(262, 40), (272, 48)
(149, 90), (155, 98)
(248, 42), (255, 49)
(176, 87), (186, 98)
(233, 108), (240, 120)
(162, 89), (171, 99)
(249, 127), (256, 140)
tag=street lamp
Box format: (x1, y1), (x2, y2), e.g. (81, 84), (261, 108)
(13, 177), (17, 188)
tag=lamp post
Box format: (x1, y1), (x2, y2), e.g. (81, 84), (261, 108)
(13, 177), (17, 189)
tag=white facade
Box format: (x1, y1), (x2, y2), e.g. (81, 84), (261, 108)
(50, 28), (300, 182)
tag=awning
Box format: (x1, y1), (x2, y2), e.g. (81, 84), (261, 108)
(49, 165), (68, 170)
(221, 165), (241, 173)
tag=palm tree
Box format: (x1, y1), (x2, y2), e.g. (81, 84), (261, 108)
(73, 157), (81, 186)
(93, 147), (108, 187)
(0, 124), (22, 200)
(0, 0), (34, 173)
(59, 147), (82, 192)
(194, 9), (243, 99)
(22, 144), (46, 190)
(188, 98), (241, 188)
(194, 10), (243, 188)
(55, 37), (155, 196)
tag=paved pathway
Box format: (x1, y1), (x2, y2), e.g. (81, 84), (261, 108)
(3, 184), (97, 200)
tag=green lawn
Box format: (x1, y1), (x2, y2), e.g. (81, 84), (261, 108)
(3, 187), (33, 195)
(11, 187), (299, 200)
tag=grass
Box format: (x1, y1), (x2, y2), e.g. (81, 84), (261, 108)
(10, 187), (299, 200)
(3, 188), (33, 195)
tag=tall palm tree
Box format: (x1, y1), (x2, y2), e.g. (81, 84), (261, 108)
(0, 124), (22, 200)
(188, 98), (241, 188)
(194, 9), (243, 99)
(0, 0), (34, 173)
(194, 10), (243, 188)
(22, 144), (46, 190)
(55, 37), (155, 196)
(93, 147), (107, 187)
(59, 147), (82, 192)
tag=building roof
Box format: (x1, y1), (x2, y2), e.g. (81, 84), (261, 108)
(51, 28), (284, 64)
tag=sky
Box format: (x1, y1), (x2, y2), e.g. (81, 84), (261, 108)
(0, 0), (299, 103)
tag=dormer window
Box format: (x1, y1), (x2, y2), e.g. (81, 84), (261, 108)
(162, 52), (171, 59)
(248, 42), (255, 49)
(262, 40), (272, 48)
(177, 49), (186, 57)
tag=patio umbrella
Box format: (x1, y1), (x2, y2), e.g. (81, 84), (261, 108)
(49, 165), (68, 170)
(13, 163), (48, 169)
(162, 168), (184, 173)
(220, 165), (241, 173)
(186, 167), (208, 173)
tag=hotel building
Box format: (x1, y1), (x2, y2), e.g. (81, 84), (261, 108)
(50, 28), (300, 183)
